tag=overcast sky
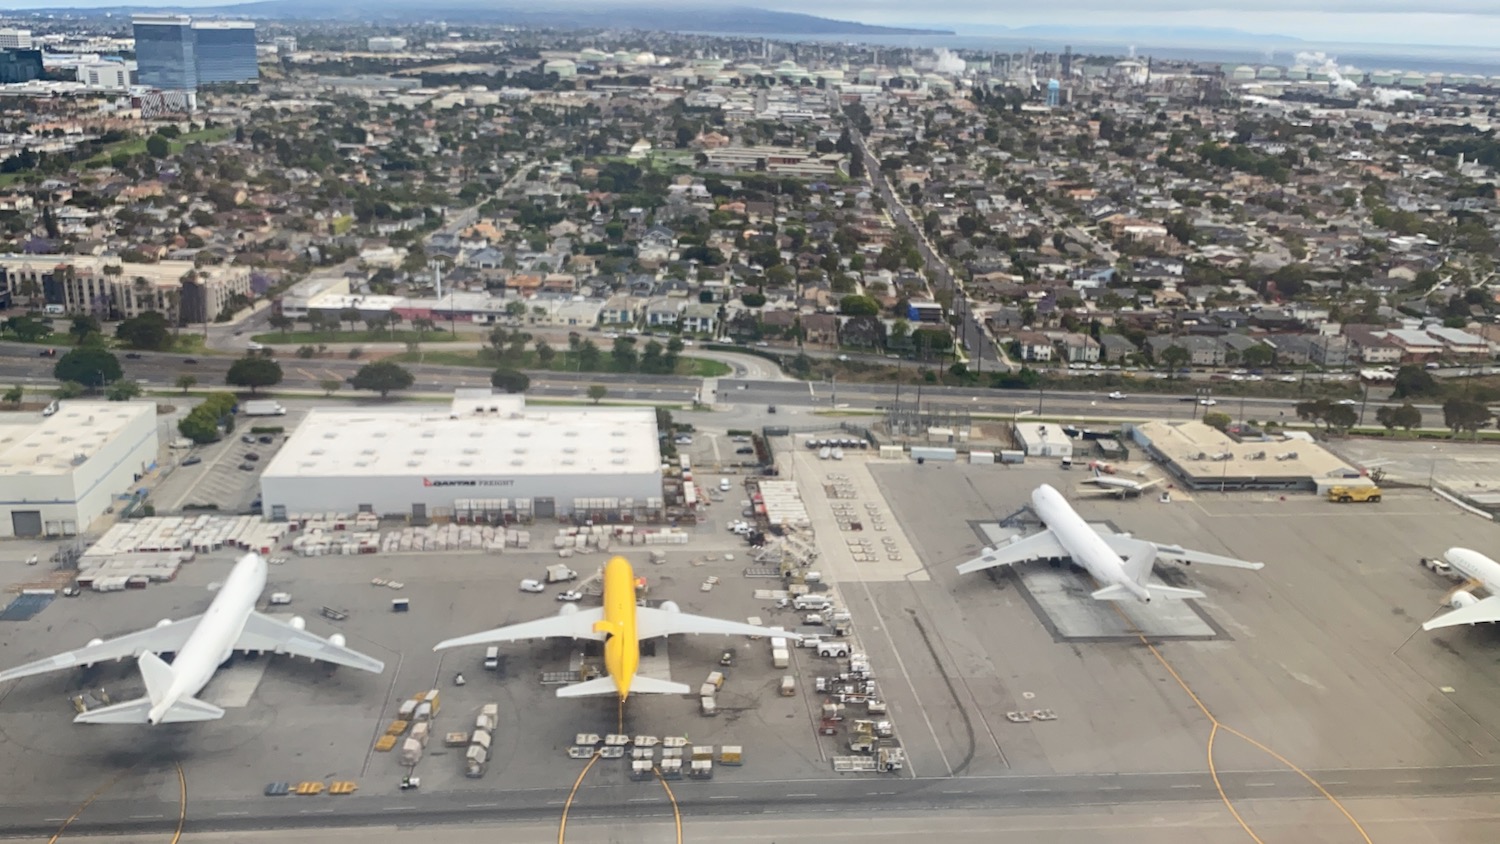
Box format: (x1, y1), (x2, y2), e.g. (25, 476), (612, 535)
(7, 1), (1498, 48)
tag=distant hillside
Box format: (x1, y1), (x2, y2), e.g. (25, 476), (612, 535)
(49, 2), (952, 35)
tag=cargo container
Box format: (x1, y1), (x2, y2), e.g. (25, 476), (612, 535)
(772, 647), (790, 668)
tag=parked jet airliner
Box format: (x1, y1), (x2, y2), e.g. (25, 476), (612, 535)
(957, 484), (1263, 601)
(435, 555), (799, 699)
(0, 553), (384, 724)
(1422, 547), (1500, 631)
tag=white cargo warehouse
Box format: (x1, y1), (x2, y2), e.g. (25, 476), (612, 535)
(0, 401), (158, 538)
(1013, 423), (1073, 459)
(259, 397), (663, 521)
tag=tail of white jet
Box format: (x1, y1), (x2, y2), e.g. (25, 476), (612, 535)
(0, 552), (385, 725)
(1422, 548), (1500, 632)
(957, 484), (1263, 602)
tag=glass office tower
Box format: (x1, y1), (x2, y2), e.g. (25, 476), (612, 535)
(193, 21), (258, 84)
(132, 14), (196, 90)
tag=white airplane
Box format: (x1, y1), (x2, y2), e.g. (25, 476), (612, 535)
(0, 553), (384, 724)
(1079, 465), (1166, 498)
(435, 556), (799, 700)
(1422, 548), (1500, 631)
(957, 484), (1264, 602)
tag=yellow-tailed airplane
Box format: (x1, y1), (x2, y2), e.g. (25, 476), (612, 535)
(434, 556), (797, 700)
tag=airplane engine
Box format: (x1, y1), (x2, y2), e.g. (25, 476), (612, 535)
(156, 618), (173, 628)
(289, 616), (306, 631)
(558, 604), (579, 616)
(87, 637), (104, 648)
(1450, 591), (1480, 609)
(660, 601), (681, 613)
(329, 634), (347, 648)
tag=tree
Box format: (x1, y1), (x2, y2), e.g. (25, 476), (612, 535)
(320, 378), (342, 397)
(839, 294), (880, 316)
(175, 374), (197, 394)
(54, 381), (86, 399)
(1240, 344), (1275, 369)
(53, 347), (121, 388)
(145, 134), (170, 159)
(225, 356), (283, 394)
(1159, 344), (1191, 375)
(105, 380), (142, 402)
(351, 361), (414, 397)
(1392, 402), (1422, 431)
(578, 339), (602, 371)
(1202, 411), (1232, 432)
(115, 311), (173, 351)
(1295, 399), (1333, 430)
(490, 369), (530, 394)
(1392, 364), (1437, 399)
(3, 385), (23, 406)
(69, 315), (101, 344)
(612, 336), (638, 371)
(1443, 398), (1492, 437)
(535, 340), (556, 367)
(340, 307), (361, 332)
(586, 384), (607, 404)
(741, 291), (767, 308)
(1324, 403), (1358, 432)
(4, 315), (50, 342)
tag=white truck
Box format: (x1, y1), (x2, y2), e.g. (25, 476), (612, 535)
(545, 564), (578, 583)
(241, 400), (286, 417)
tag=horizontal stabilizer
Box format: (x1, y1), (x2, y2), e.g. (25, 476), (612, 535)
(1423, 594), (1500, 631)
(1144, 584), (1207, 601)
(554, 676), (621, 698)
(73, 695), (224, 724)
(1089, 584), (1137, 601)
(627, 675), (692, 695)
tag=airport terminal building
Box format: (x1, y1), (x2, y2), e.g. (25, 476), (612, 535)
(0, 401), (158, 538)
(259, 395), (664, 522)
(1130, 420), (1364, 492)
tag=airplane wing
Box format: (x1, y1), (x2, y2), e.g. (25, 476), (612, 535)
(433, 608), (606, 651)
(235, 612), (385, 673)
(636, 606), (802, 640)
(1096, 533), (1264, 570)
(955, 529), (1067, 574)
(0, 615), (203, 683)
(1423, 595), (1500, 631)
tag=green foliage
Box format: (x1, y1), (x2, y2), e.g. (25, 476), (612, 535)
(54, 381), (85, 399)
(175, 374), (197, 393)
(350, 361), (414, 397)
(839, 294), (880, 317)
(319, 378), (341, 396)
(1376, 402), (1422, 431)
(225, 356), (284, 394)
(490, 368), (530, 394)
(145, 134), (170, 159)
(2, 315), (51, 342)
(1202, 411), (1232, 432)
(178, 391), (237, 444)
(115, 311), (174, 351)
(105, 380), (142, 401)
(1443, 397), (1492, 436)
(53, 347), (121, 388)
(1392, 364), (1438, 398)
(741, 292), (767, 308)
(586, 384), (608, 404)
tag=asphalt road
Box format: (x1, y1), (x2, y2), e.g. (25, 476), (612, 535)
(4, 760), (1497, 839)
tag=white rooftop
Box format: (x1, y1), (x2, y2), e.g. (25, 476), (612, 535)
(0, 401), (153, 476)
(263, 406), (662, 479)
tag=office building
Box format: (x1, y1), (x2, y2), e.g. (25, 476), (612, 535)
(192, 21), (258, 84)
(367, 36), (408, 52)
(0, 49), (43, 84)
(0, 29), (32, 50)
(76, 60), (130, 91)
(133, 14), (196, 90)
(0, 254), (251, 322)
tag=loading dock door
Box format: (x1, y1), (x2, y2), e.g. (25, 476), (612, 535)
(533, 497), (556, 520)
(11, 511), (42, 538)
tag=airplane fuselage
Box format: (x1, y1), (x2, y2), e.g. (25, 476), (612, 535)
(595, 557), (641, 700)
(1033, 484), (1151, 601)
(1444, 547), (1500, 593)
(148, 553), (266, 723)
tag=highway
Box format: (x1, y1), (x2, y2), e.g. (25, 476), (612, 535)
(4, 760), (1498, 839)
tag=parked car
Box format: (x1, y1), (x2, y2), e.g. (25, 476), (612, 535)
(238, 463), (255, 471)
(124, 352), (142, 359)
(183, 358), (198, 364)
(182, 456), (202, 466)
(257, 435), (274, 444)
(244, 453), (260, 461)
(241, 434), (256, 443)
(735, 446), (754, 455)
(556, 590), (583, 602)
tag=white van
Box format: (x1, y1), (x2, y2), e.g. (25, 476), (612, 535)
(483, 647), (500, 670)
(519, 579), (545, 593)
(793, 594), (831, 611)
(718, 478), (732, 492)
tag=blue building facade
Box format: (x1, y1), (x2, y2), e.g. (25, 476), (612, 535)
(133, 15), (196, 90)
(192, 22), (258, 84)
(0, 49), (43, 84)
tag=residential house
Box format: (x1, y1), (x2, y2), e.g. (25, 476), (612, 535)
(599, 294), (641, 326)
(1099, 333), (1138, 363)
(680, 302), (719, 334)
(1148, 335), (1225, 367)
(1383, 328), (1444, 360)
(1310, 334), (1350, 368)
(1056, 333), (1101, 363)
(1014, 331), (1054, 362)
(644, 298), (684, 328)
(803, 313), (838, 346)
(1267, 334), (1313, 366)
(1426, 327), (1489, 358)
(1343, 326), (1403, 364)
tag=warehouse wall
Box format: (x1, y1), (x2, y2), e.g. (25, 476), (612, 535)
(260, 470), (663, 519)
(72, 406), (158, 529)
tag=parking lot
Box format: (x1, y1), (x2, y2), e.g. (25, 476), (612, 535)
(151, 411), (301, 514)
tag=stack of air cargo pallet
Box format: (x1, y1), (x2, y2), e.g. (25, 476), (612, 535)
(76, 516), (290, 590)
(451, 498), (534, 524)
(552, 526), (688, 558)
(377, 524), (531, 554)
(466, 704), (497, 778)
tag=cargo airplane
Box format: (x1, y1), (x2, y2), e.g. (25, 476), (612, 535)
(1079, 466), (1166, 498)
(1422, 547), (1500, 631)
(0, 553), (384, 724)
(435, 555), (798, 699)
(957, 484), (1263, 602)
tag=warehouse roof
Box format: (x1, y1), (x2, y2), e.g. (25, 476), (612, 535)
(1134, 420), (1354, 484)
(262, 406), (662, 479)
(0, 401), (154, 476)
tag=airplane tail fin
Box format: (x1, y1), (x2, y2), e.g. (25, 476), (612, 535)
(138, 651), (174, 706)
(73, 695), (224, 724)
(1116, 537), (1159, 583)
